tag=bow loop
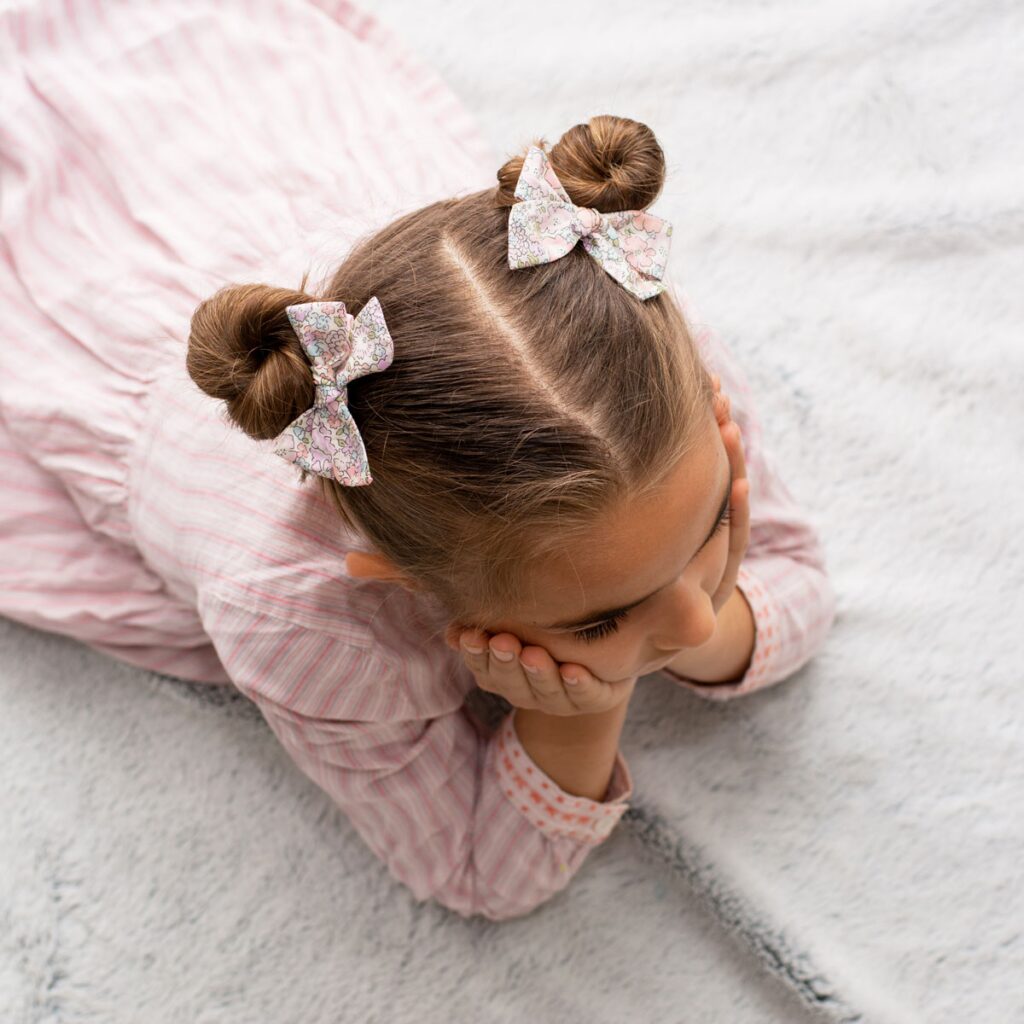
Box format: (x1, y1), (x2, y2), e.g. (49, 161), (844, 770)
(272, 297), (394, 486)
(507, 146), (673, 300)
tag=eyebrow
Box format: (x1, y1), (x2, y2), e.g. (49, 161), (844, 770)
(543, 463), (734, 632)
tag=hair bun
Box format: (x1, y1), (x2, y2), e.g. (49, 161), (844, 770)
(186, 281), (316, 441)
(496, 114), (666, 213)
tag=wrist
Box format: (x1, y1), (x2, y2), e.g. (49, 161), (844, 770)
(512, 697), (630, 803)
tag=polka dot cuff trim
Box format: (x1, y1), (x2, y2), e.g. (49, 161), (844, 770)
(493, 712), (634, 845)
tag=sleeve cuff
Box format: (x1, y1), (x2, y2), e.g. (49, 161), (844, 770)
(491, 711), (634, 845)
(661, 563), (785, 702)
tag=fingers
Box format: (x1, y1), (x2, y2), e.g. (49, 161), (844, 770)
(457, 628), (494, 680)
(714, 392), (731, 425)
(444, 621), (464, 651)
(714, 380), (743, 480)
(727, 434), (750, 551)
(508, 637), (569, 704)
(713, 378), (732, 419)
(501, 635), (620, 714)
(711, 419), (752, 612)
(488, 633), (535, 707)
(487, 632), (583, 708)
(711, 374), (731, 425)
(457, 628), (550, 708)
(455, 627), (620, 715)
(730, 477), (750, 560)
(723, 420), (747, 489)
(731, 457), (751, 550)
(722, 419), (749, 525)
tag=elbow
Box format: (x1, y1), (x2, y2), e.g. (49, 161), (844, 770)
(782, 561), (838, 679)
(424, 879), (565, 924)
(463, 896), (552, 924)
(808, 565), (838, 653)
(752, 506), (833, 578)
(749, 552), (838, 688)
(821, 565), (838, 636)
(774, 526), (840, 641)
(412, 847), (582, 923)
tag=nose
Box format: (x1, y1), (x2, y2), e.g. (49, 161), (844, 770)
(652, 578), (718, 650)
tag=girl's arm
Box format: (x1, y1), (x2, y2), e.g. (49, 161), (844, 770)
(197, 587), (633, 923)
(513, 697), (631, 803)
(661, 295), (837, 701)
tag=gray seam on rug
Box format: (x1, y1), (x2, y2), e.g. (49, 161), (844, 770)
(620, 802), (865, 1024)
(35, 840), (83, 1024)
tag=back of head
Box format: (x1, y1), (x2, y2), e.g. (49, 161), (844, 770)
(186, 114), (713, 625)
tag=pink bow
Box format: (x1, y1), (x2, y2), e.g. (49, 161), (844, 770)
(507, 145), (673, 300)
(272, 298), (394, 486)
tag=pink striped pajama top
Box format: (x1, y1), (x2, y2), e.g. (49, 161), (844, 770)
(0, 0), (837, 921)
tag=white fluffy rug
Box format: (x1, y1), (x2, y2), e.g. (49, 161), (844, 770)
(2, 1), (1022, 1021)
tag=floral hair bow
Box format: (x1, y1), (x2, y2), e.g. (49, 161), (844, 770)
(507, 145), (673, 300)
(272, 298), (394, 486)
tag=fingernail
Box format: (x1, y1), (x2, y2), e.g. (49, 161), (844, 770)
(491, 647), (514, 662)
(560, 669), (579, 685)
(461, 635), (483, 654)
(520, 658), (538, 674)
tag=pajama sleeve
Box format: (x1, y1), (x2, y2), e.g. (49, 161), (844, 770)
(196, 587), (633, 923)
(661, 297), (838, 701)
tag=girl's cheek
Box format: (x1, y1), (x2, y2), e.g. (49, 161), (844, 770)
(569, 636), (637, 680)
(547, 635), (592, 665)
(521, 632), (577, 667)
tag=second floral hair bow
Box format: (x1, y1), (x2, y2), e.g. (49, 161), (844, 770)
(272, 297), (394, 486)
(507, 145), (673, 300)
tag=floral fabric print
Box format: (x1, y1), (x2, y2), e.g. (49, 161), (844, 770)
(272, 298), (395, 486)
(507, 145), (673, 300)
(491, 712), (632, 846)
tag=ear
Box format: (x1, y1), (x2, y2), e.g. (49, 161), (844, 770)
(344, 550), (421, 592)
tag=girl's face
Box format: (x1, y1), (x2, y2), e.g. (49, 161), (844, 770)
(484, 409), (732, 683)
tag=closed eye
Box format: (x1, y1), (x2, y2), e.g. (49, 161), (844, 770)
(572, 609), (631, 643)
(570, 505), (733, 644)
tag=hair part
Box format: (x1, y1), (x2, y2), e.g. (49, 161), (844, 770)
(186, 114), (715, 627)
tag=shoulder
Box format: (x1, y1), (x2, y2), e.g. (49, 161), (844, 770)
(197, 579), (470, 722)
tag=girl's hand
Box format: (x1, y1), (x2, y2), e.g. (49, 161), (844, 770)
(706, 375), (751, 618)
(444, 623), (637, 717)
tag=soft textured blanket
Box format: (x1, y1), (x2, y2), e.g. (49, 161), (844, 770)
(2, 0), (1021, 1022)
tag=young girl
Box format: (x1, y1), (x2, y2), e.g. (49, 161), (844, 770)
(0, 3), (835, 922)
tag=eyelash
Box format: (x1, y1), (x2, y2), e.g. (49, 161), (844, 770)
(572, 614), (630, 643)
(571, 505), (733, 644)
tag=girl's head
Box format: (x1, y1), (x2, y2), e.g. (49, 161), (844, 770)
(187, 114), (728, 682)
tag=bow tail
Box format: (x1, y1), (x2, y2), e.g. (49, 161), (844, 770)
(581, 234), (667, 301)
(274, 402), (374, 485)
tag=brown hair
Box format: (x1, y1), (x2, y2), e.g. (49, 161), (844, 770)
(186, 115), (714, 627)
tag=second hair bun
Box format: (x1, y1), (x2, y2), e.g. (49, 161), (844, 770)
(496, 115), (666, 213)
